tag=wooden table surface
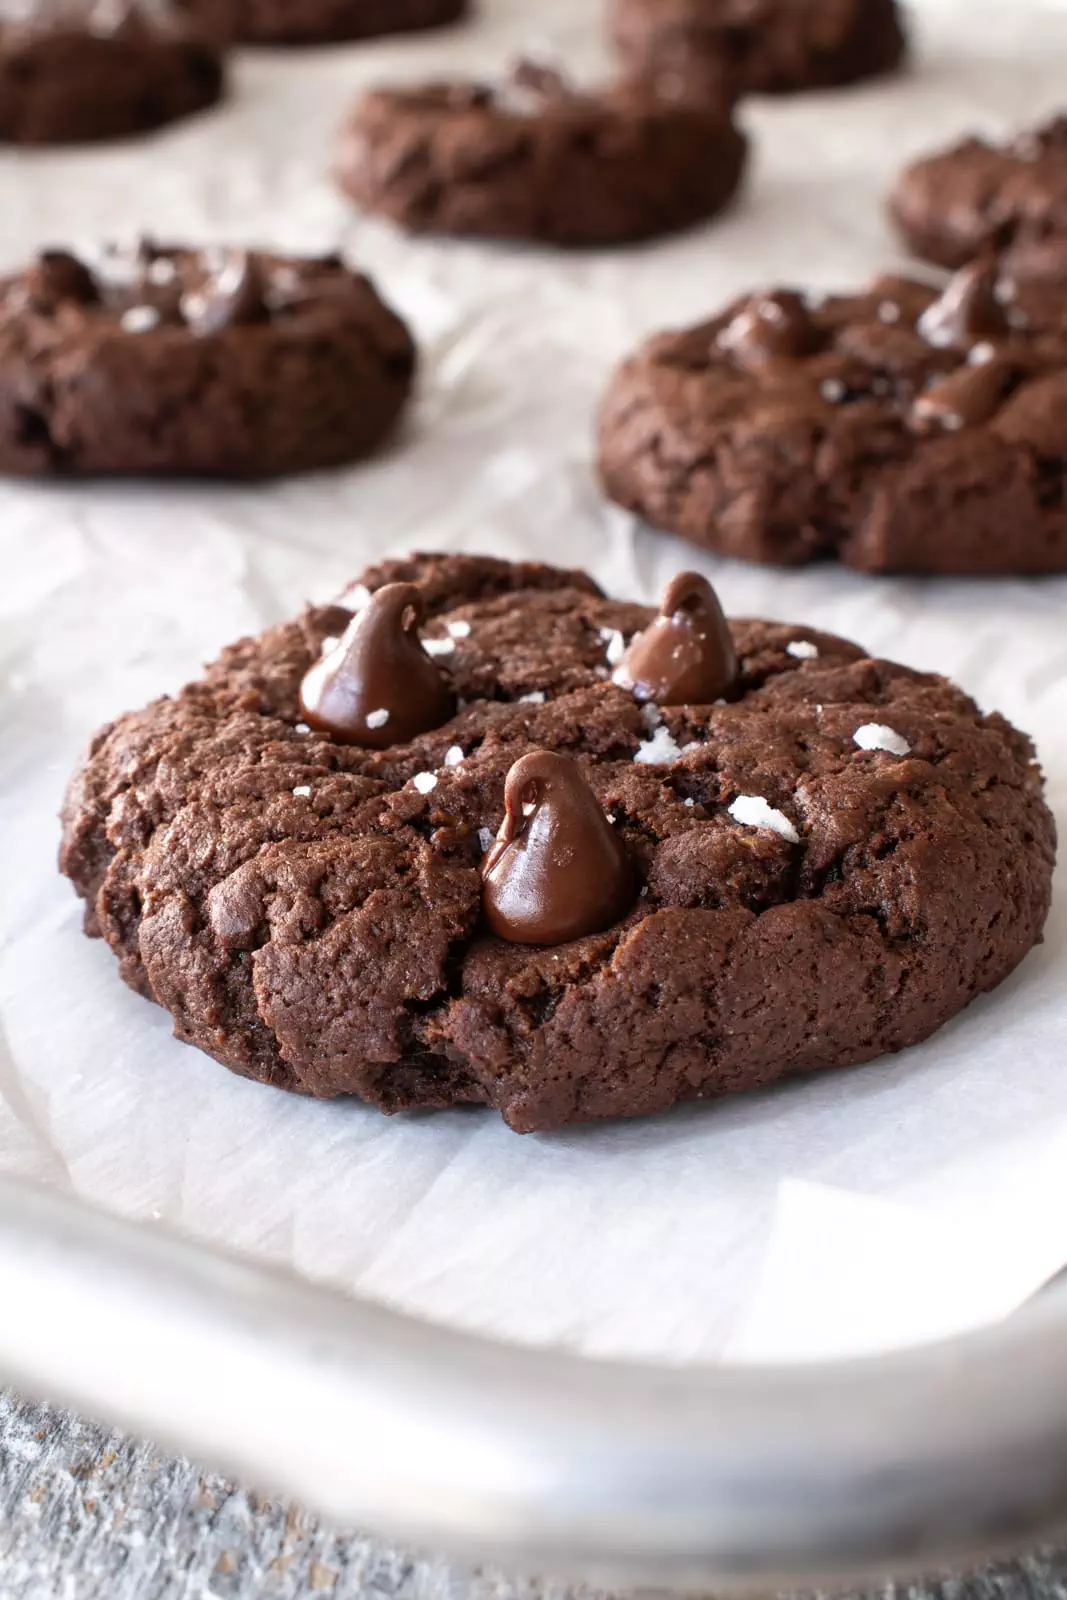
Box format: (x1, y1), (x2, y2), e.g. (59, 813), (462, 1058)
(3, 1389), (1067, 1600)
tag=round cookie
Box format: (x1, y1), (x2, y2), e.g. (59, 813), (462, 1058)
(60, 551), (1055, 1135)
(0, 1), (225, 145)
(597, 262), (1067, 574)
(335, 61), (748, 247)
(891, 117), (1067, 282)
(610, 0), (907, 99)
(0, 242), (416, 478)
(225, 0), (467, 44)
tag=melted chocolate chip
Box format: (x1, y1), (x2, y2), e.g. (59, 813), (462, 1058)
(916, 259), (1009, 350)
(27, 250), (98, 308)
(184, 251), (267, 337)
(299, 583), (455, 749)
(481, 751), (633, 946)
(614, 572), (738, 706)
(718, 291), (816, 369)
(910, 356), (1017, 432)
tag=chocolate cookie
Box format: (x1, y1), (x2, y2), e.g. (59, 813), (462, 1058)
(335, 61), (748, 247)
(611, 0), (907, 99)
(60, 552), (1055, 1134)
(0, 1), (225, 144)
(0, 242), (416, 477)
(597, 262), (1067, 574)
(891, 117), (1067, 282)
(226, 0), (466, 44)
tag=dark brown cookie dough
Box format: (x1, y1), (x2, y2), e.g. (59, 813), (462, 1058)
(0, 1), (225, 144)
(335, 62), (748, 247)
(225, 0), (467, 44)
(611, 0), (907, 99)
(0, 242), (416, 477)
(60, 552), (1055, 1134)
(891, 117), (1067, 282)
(597, 262), (1067, 574)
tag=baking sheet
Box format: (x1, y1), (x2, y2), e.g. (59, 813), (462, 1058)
(2, 0), (1067, 1367)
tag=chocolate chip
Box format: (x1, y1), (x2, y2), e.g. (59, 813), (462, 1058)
(910, 356), (1017, 432)
(718, 291), (816, 369)
(26, 250), (98, 309)
(615, 572), (738, 706)
(916, 259), (1009, 350)
(481, 750), (633, 946)
(299, 582), (456, 748)
(183, 250), (268, 337)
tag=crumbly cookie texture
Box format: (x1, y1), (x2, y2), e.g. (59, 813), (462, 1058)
(0, 0), (225, 144)
(60, 553), (1055, 1134)
(0, 243), (416, 477)
(891, 117), (1067, 281)
(610, 0), (907, 99)
(597, 265), (1067, 574)
(335, 63), (747, 247)
(224, 0), (467, 44)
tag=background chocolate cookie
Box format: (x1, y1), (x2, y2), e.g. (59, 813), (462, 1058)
(611, 0), (907, 99)
(60, 552), (1055, 1135)
(597, 262), (1067, 574)
(335, 61), (747, 247)
(0, 0), (225, 144)
(891, 117), (1067, 282)
(226, 0), (467, 45)
(0, 242), (416, 477)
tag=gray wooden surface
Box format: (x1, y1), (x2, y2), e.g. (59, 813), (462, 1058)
(3, 1389), (1067, 1600)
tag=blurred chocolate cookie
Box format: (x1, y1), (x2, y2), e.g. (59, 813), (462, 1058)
(611, 0), (907, 99)
(0, 0), (225, 143)
(225, 0), (467, 45)
(335, 60), (748, 247)
(597, 262), (1067, 573)
(0, 242), (416, 476)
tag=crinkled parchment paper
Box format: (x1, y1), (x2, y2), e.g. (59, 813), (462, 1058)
(2, 0), (1067, 1367)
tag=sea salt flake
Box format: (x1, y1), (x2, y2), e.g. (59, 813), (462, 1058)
(853, 722), (911, 756)
(146, 259), (177, 285)
(519, 690), (546, 704)
(365, 708), (389, 730)
(729, 795), (801, 844)
(599, 627), (626, 665)
(444, 745), (464, 767)
(292, 785), (312, 798)
(820, 378), (847, 403)
(878, 301), (901, 324)
(478, 827), (495, 853)
(120, 305), (161, 333)
(968, 341), (997, 366)
(684, 797), (696, 808)
(294, 722), (311, 734)
(447, 619), (472, 639)
(422, 636), (455, 657)
(640, 702), (662, 733)
(634, 726), (684, 766)
(412, 772), (438, 794)
(787, 639), (819, 660)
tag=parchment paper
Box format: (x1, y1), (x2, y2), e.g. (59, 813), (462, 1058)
(2, 0), (1067, 1367)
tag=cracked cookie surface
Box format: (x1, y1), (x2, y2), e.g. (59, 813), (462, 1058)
(0, 242), (416, 477)
(0, 0), (225, 144)
(60, 553), (1055, 1133)
(597, 268), (1067, 573)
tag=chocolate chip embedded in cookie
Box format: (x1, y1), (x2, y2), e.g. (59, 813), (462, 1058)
(891, 117), (1067, 282)
(611, 0), (907, 100)
(597, 264), (1067, 574)
(334, 58), (748, 247)
(0, 242), (416, 477)
(225, 0), (468, 44)
(0, 0), (226, 144)
(59, 551), (1055, 1133)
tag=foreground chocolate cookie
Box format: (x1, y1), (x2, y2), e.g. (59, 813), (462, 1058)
(225, 0), (466, 43)
(335, 61), (748, 246)
(598, 263), (1067, 573)
(891, 117), (1067, 282)
(60, 552), (1055, 1133)
(0, 1), (225, 144)
(0, 242), (416, 477)
(611, 0), (907, 99)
